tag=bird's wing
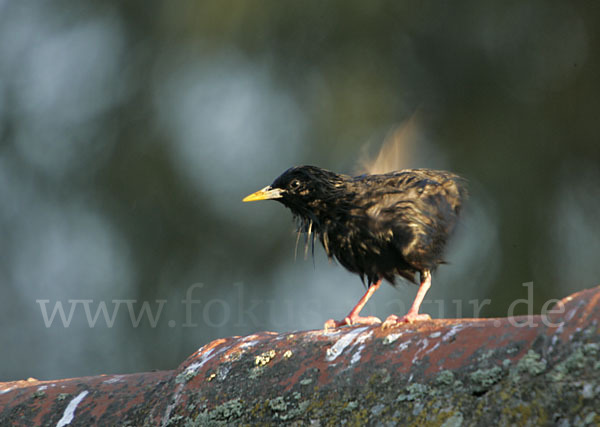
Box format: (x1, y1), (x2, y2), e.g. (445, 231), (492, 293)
(360, 169), (467, 269)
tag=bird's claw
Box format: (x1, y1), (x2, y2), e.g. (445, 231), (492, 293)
(382, 313), (431, 329)
(324, 315), (382, 330)
(323, 318), (344, 330)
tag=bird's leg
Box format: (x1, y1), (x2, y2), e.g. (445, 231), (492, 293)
(324, 279), (382, 329)
(383, 270), (432, 328)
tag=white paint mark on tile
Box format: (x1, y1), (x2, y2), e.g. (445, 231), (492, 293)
(182, 348), (217, 377)
(326, 327), (369, 362)
(443, 324), (466, 342)
(56, 390), (88, 427)
(383, 332), (404, 344)
(161, 383), (184, 427)
(103, 375), (124, 384)
(548, 321), (565, 357)
(411, 338), (429, 364)
(350, 331), (373, 364)
(397, 339), (412, 353)
(240, 340), (259, 349)
(425, 341), (441, 355)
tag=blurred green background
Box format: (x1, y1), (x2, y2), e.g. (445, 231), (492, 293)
(1, 1), (599, 381)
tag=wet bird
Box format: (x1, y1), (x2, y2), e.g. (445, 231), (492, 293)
(243, 165), (467, 329)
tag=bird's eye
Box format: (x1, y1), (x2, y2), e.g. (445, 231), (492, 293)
(290, 179), (301, 189)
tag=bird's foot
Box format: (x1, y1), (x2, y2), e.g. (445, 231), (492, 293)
(324, 315), (382, 330)
(382, 312), (431, 328)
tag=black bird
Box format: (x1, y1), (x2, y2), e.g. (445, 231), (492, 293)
(243, 166), (467, 328)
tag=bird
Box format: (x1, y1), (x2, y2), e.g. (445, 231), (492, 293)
(243, 165), (467, 329)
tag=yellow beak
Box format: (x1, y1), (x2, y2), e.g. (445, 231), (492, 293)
(242, 186), (284, 202)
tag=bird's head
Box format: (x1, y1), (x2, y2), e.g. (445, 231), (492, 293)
(243, 166), (345, 220)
